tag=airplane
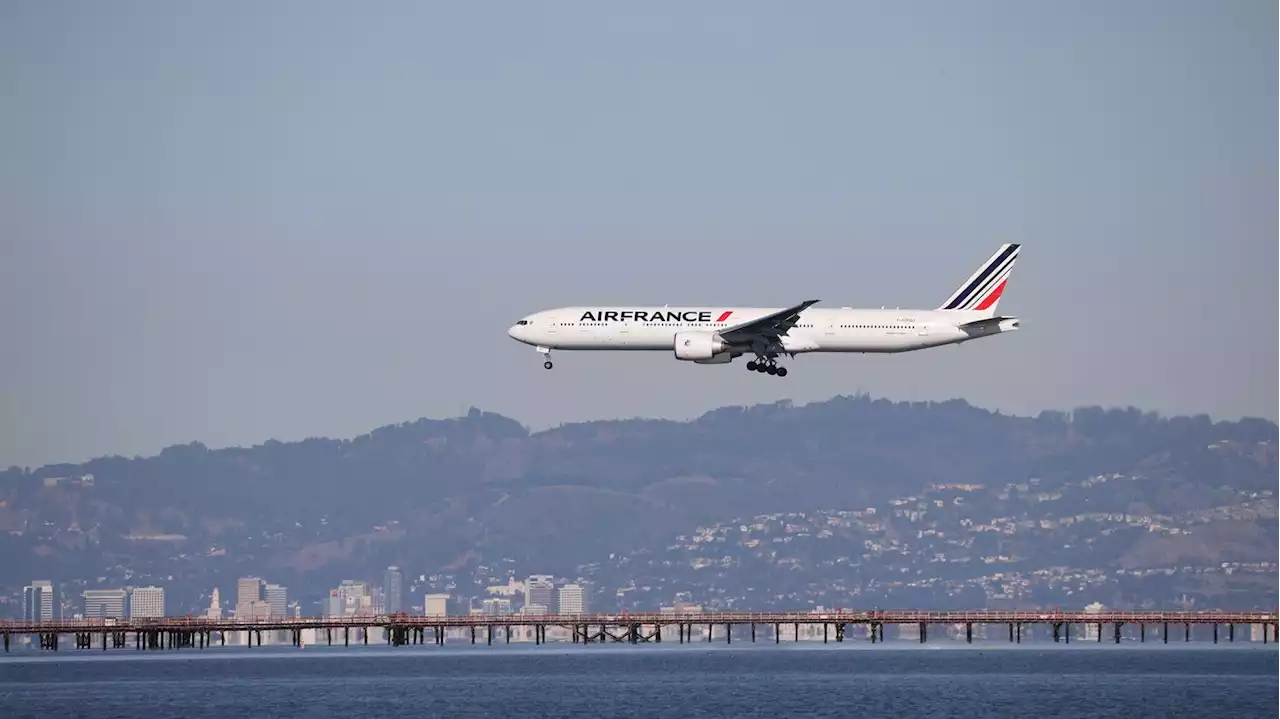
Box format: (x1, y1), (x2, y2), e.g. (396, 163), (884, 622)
(507, 243), (1021, 376)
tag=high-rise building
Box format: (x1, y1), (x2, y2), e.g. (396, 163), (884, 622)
(83, 589), (128, 619)
(235, 578), (268, 619)
(384, 566), (404, 614)
(237, 577), (264, 605)
(424, 594), (450, 617)
(130, 586), (165, 618)
(265, 584), (288, 617)
(557, 584), (586, 615)
(525, 575), (554, 612)
(23, 581), (55, 621)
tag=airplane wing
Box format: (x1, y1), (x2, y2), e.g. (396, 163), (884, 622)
(718, 299), (820, 344)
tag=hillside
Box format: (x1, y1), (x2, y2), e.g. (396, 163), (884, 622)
(1, 395), (1275, 616)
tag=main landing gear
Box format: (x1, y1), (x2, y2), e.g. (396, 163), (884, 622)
(745, 358), (787, 377)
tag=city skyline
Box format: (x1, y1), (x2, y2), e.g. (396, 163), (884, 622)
(21, 571), (614, 623)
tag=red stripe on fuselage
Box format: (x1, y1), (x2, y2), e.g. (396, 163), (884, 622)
(974, 279), (1007, 311)
(716, 311), (733, 322)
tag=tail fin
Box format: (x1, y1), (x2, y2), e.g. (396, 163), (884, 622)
(936, 243), (1020, 316)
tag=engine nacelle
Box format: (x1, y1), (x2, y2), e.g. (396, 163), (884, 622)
(673, 331), (726, 361)
(693, 352), (733, 365)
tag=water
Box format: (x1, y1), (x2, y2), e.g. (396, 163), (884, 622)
(1, 645), (1275, 718)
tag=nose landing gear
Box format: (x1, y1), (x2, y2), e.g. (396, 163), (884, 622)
(537, 346), (553, 370)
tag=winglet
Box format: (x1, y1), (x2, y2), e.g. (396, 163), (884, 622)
(937, 244), (1020, 315)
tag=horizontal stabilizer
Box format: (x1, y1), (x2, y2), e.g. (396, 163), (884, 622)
(957, 316), (1020, 334)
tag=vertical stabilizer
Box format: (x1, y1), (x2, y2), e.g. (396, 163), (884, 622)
(937, 243), (1020, 317)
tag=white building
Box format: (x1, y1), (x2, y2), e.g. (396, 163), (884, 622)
(83, 589), (127, 619)
(265, 584), (288, 617)
(237, 577), (264, 605)
(424, 594), (450, 616)
(24, 581), (55, 621)
(486, 577), (526, 598)
(557, 584), (586, 615)
(130, 586), (166, 618)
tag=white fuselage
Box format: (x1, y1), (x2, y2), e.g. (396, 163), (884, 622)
(508, 306), (1018, 357)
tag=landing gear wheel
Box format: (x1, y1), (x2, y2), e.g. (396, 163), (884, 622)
(746, 360), (757, 371)
(543, 360), (553, 370)
(776, 366), (788, 377)
(766, 365), (778, 375)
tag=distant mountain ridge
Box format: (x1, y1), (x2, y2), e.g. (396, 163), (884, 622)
(1, 395), (1275, 615)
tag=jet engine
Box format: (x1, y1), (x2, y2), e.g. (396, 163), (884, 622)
(694, 352), (733, 365)
(673, 331), (726, 361)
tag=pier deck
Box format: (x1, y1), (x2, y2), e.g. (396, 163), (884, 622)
(3, 610), (1277, 651)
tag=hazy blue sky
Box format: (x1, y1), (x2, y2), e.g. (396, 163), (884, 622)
(2, 1), (1275, 468)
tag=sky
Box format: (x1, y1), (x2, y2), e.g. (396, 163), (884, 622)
(2, 1), (1275, 468)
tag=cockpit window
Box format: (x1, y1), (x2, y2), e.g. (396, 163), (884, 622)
(516, 320), (530, 325)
